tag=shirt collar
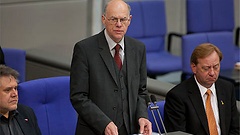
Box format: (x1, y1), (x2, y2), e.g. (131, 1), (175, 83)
(0, 110), (18, 119)
(194, 75), (216, 97)
(11, 110), (19, 116)
(104, 29), (124, 51)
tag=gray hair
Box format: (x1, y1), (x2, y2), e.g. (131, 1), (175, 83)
(0, 65), (19, 82)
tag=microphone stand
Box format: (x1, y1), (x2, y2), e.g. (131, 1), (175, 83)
(150, 95), (168, 135)
(149, 105), (162, 135)
(145, 96), (162, 135)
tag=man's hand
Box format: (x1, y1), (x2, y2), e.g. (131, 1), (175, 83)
(104, 122), (118, 135)
(139, 118), (152, 135)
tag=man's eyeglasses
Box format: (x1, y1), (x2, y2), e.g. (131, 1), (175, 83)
(104, 16), (130, 25)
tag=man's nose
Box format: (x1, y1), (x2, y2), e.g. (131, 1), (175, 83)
(11, 89), (18, 96)
(208, 68), (215, 76)
(116, 20), (123, 26)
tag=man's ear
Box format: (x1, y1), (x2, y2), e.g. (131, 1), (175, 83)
(191, 63), (196, 74)
(102, 15), (106, 25)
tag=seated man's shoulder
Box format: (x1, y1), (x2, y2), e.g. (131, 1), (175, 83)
(167, 78), (194, 98)
(17, 104), (35, 114)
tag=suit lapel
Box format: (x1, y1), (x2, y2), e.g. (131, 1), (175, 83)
(124, 38), (136, 128)
(15, 114), (32, 135)
(215, 81), (226, 134)
(98, 31), (118, 85)
(0, 113), (32, 135)
(125, 38), (135, 87)
(187, 77), (210, 134)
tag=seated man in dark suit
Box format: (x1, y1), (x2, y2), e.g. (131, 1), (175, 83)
(0, 65), (41, 135)
(164, 43), (239, 135)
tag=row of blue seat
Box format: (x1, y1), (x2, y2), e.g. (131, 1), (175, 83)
(126, 0), (239, 79)
(126, 0), (182, 78)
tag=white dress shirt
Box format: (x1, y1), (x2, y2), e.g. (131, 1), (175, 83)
(194, 76), (221, 135)
(104, 30), (124, 63)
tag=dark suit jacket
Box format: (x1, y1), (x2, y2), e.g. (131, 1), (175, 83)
(70, 30), (148, 135)
(0, 46), (5, 64)
(0, 104), (41, 135)
(164, 76), (239, 135)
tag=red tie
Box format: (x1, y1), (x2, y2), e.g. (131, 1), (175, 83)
(114, 44), (122, 70)
(205, 89), (218, 135)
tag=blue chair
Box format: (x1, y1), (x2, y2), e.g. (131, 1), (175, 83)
(168, 0), (238, 62)
(148, 100), (166, 133)
(181, 32), (235, 80)
(2, 48), (26, 82)
(187, 0), (234, 33)
(126, 0), (182, 78)
(187, 0), (239, 63)
(18, 76), (77, 135)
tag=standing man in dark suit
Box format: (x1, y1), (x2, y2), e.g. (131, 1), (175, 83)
(0, 46), (5, 64)
(70, 0), (152, 135)
(164, 43), (239, 135)
(0, 65), (41, 135)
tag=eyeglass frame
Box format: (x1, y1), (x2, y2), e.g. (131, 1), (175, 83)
(103, 15), (131, 25)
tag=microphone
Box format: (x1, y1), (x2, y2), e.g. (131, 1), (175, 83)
(145, 95), (162, 135)
(150, 95), (167, 135)
(145, 95), (151, 106)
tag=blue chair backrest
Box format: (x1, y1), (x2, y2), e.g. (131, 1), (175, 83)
(126, 0), (167, 53)
(18, 76), (77, 135)
(187, 0), (234, 33)
(211, 0), (234, 31)
(182, 32), (235, 74)
(126, 1), (143, 38)
(148, 100), (166, 133)
(2, 48), (26, 82)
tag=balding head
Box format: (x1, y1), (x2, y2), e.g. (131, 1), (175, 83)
(104, 0), (131, 16)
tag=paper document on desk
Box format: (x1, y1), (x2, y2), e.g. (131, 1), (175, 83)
(132, 131), (192, 135)
(131, 133), (159, 135)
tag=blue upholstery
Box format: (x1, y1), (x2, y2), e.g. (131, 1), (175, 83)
(126, 1), (143, 38)
(210, 0), (234, 31)
(18, 76), (77, 135)
(169, 0), (238, 62)
(181, 32), (235, 79)
(186, 0), (234, 33)
(148, 100), (165, 133)
(187, 0), (212, 33)
(186, 0), (238, 63)
(2, 48), (26, 82)
(126, 0), (182, 77)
